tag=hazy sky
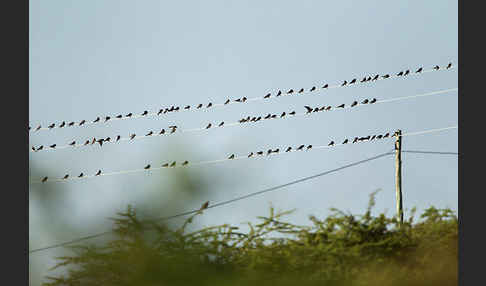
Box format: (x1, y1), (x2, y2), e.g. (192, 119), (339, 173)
(29, 0), (457, 283)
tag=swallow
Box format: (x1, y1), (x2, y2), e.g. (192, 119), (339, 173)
(351, 101), (358, 107)
(79, 120), (86, 126)
(256, 116), (262, 121)
(342, 139), (348, 144)
(267, 149), (273, 155)
(235, 98), (242, 102)
(353, 137), (359, 143)
(68, 121), (75, 127)
(126, 113), (133, 117)
(307, 145), (312, 150)
(146, 131), (153, 136)
(144, 164), (151, 170)
(93, 117), (100, 123)
(48, 123), (55, 129)
(228, 154), (235, 159)
(361, 77), (367, 82)
(382, 74), (390, 79)
(157, 109), (164, 115)
(280, 112), (286, 117)
(170, 161), (176, 167)
(370, 135), (376, 140)
(140, 111), (148, 116)
(276, 90), (282, 96)
(304, 106), (313, 113)
(404, 70), (410, 76)
(63, 174), (69, 179)
(416, 67), (423, 73)
(319, 106), (326, 111)
(116, 114), (123, 118)
(325, 106), (331, 111)
(91, 138), (96, 145)
(371, 75), (379, 81)
(130, 134), (136, 140)
(287, 89), (294, 94)
(97, 139), (104, 146)
(42, 176), (48, 183)
(336, 104), (345, 108)
(446, 63), (452, 69)
(197, 104), (203, 109)
(184, 105), (191, 110)
(84, 140), (90, 145)
(159, 129), (165, 135)
(322, 84), (328, 88)
(59, 121), (66, 128)
(341, 80), (347, 86)
(363, 136), (371, 141)
(369, 98), (377, 104)
(174, 107), (180, 111)
(31, 146), (35, 151)
(264, 93), (271, 99)
(206, 123), (212, 129)
(105, 116), (111, 122)
(69, 141), (76, 146)
(200, 201), (209, 212)
(250, 117), (256, 122)
(116, 135), (121, 141)
(271, 148), (279, 153)
(297, 145), (305, 151)
(248, 152), (254, 158)
(328, 141), (334, 146)
(397, 71), (403, 76)
(162, 163), (169, 167)
(225, 99), (231, 104)
(264, 114), (272, 119)
(313, 107), (319, 112)
(310, 86), (316, 92)
(239, 118), (247, 123)
(376, 135), (383, 139)
(285, 147), (292, 152)
(367, 76), (372, 81)
(242, 97), (247, 102)
(434, 65), (440, 70)
(383, 133), (390, 138)
(95, 170), (102, 176)
(271, 114), (277, 119)
(218, 121), (224, 127)
(182, 161), (189, 166)
(289, 111), (296, 115)
(245, 116), (251, 121)
(257, 151), (263, 155)
(350, 79), (357, 84)
(78, 173), (84, 178)
(361, 99), (369, 104)
(207, 103), (212, 108)
(298, 88), (304, 93)
(50, 144), (56, 148)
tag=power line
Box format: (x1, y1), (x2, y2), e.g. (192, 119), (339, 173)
(29, 151), (394, 254)
(401, 150), (458, 155)
(30, 126), (457, 184)
(29, 63), (456, 133)
(30, 88), (458, 154)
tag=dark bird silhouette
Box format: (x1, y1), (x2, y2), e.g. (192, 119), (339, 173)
(97, 139), (104, 146)
(281, 112), (286, 118)
(313, 107), (319, 112)
(298, 88), (304, 93)
(239, 118), (247, 123)
(350, 79), (357, 84)
(304, 106), (313, 113)
(383, 133), (390, 138)
(273, 148), (280, 153)
(162, 163), (169, 167)
(36, 146), (43, 151)
(68, 121), (75, 126)
(310, 86), (316, 92)
(106, 137), (112, 143)
(105, 116), (111, 122)
(307, 145), (312, 150)
(264, 93), (271, 98)
(319, 106), (326, 111)
(31, 146), (35, 151)
(353, 137), (359, 143)
(42, 177), (48, 183)
(95, 170), (101, 176)
(207, 103), (212, 108)
(199, 201), (209, 213)
(225, 99), (231, 104)
(235, 98), (242, 102)
(184, 105), (191, 110)
(267, 149), (273, 155)
(116, 114), (123, 118)
(376, 135), (383, 139)
(63, 174), (69, 179)
(245, 116), (251, 121)
(325, 106), (331, 111)
(197, 104), (203, 108)
(182, 161), (189, 166)
(367, 76), (372, 81)
(146, 131), (153, 136)
(141, 111), (148, 116)
(78, 173), (84, 178)
(159, 129), (165, 135)
(287, 89), (294, 94)
(341, 80), (347, 86)
(361, 77), (367, 82)
(248, 152), (254, 158)
(79, 120), (86, 126)
(271, 114), (277, 119)
(369, 98), (377, 104)
(416, 67), (423, 73)
(170, 126), (177, 134)
(446, 63), (452, 69)
(228, 154), (235, 159)
(69, 141), (76, 146)
(157, 109), (164, 115)
(289, 111), (296, 115)
(144, 164), (151, 170)
(336, 104), (345, 108)
(361, 99), (369, 104)
(328, 141), (335, 146)
(342, 139), (348, 144)
(126, 113), (133, 117)
(297, 145), (305, 151)
(130, 134), (136, 140)
(91, 138), (96, 145)
(276, 90), (282, 96)
(242, 97), (247, 102)
(372, 75), (379, 81)
(322, 84), (329, 88)
(286, 147), (292, 152)
(434, 65), (440, 70)
(48, 123), (55, 129)
(170, 161), (176, 167)
(59, 121), (66, 128)
(257, 151), (263, 155)
(50, 144), (56, 148)
(264, 114), (271, 119)
(382, 74), (390, 79)
(250, 117), (256, 122)
(174, 106), (180, 111)
(206, 123), (212, 129)
(256, 116), (262, 121)
(404, 70), (410, 76)
(116, 135), (121, 141)
(84, 140), (90, 145)
(93, 117), (100, 123)
(351, 101), (358, 107)
(218, 121), (224, 127)
(370, 135), (376, 140)
(397, 71), (403, 76)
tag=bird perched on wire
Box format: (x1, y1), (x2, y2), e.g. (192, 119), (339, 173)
(48, 123), (55, 129)
(159, 129), (165, 135)
(397, 71), (403, 76)
(218, 121), (224, 127)
(416, 67), (423, 73)
(239, 118), (247, 123)
(276, 90), (282, 96)
(248, 152), (254, 158)
(207, 102), (212, 108)
(297, 145), (305, 151)
(382, 74), (390, 79)
(42, 176), (48, 183)
(228, 154), (235, 159)
(116, 114), (123, 119)
(126, 113), (133, 117)
(341, 80), (347, 86)
(287, 89), (294, 94)
(170, 161), (176, 167)
(104, 116), (111, 122)
(79, 120), (86, 126)
(351, 101), (358, 107)
(304, 106), (313, 114)
(264, 93), (271, 99)
(322, 84), (328, 88)
(310, 86), (316, 92)
(313, 107), (319, 112)
(69, 141), (76, 146)
(328, 141), (335, 146)
(264, 114), (272, 119)
(91, 138), (97, 145)
(198, 201), (209, 214)
(353, 137), (359, 143)
(273, 148), (280, 153)
(325, 106), (331, 111)
(361, 99), (369, 104)
(372, 75), (379, 81)
(68, 121), (75, 126)
(307, 145), (312, 150)
(298, 88), (304, 93)
(157, 109), (164, 115)
(97, 139), (104, 146)
(285, 147), (292, 152)
(383, 133), (390, 138)
(446, 63), (452, 69)
(370, 135), (376, 140)
(144, 164), (151, 170)
(319, 106), (326, 111)
(50, 144), (56, 149)
(256, 116), (262, 121)
(289, 111), (296, 115)
(376, 134), (383, 139)
(31, 146), (35, 151)
(182, 161), (189, 166)
(59, 121), (66, 128)
(63, 174), (69, 179)
(342, 139), (348, 144)
(36, 145), (44, 151)
(116, 135), (121, 141)
(170, 126), (177, 133)
(197, 104), (203, 109)
(280, 112), (286, 118)
(84, 140), (90, 145)
(93, 117), (100, 123)
(361, 77), (367, 82)
(369, 98), (377, 104)
(95, 170), (101, 176)
(206, 123), (212, 129)
(184, 105), (191, 110)
(141, 111), (148, 116)
(350, 79), (357, 84)
(242, 97), (247, 102)
(130, 134), (136, 140)
(270, 114), (277, 119)
(174, 106), (180, 111)
(161, 163), (169, 167)
(267, 149), (273, 155)
(404, 70), (410, 76)
(225, 99), (231, 104)
(78, 173), (84, 178)
(250, 117), (257, 122)
(433, 65), (440, 70)
(146, 131), (153, 136)
(257, 151), (264, 155)
(336, 104), (345, 108)
(235, 98), (242, 102)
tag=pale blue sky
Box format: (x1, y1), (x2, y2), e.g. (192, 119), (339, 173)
(29, 1), (457, 284)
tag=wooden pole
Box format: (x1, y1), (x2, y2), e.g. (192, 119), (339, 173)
(394, 130), (403, 226)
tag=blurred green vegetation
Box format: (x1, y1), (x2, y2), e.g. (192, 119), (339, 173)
(43, 192), (457, 286)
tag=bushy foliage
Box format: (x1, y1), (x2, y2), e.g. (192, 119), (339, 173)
(44, 193), (457, 286)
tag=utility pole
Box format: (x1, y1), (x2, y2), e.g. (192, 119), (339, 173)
(394, 130), (403, 226)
